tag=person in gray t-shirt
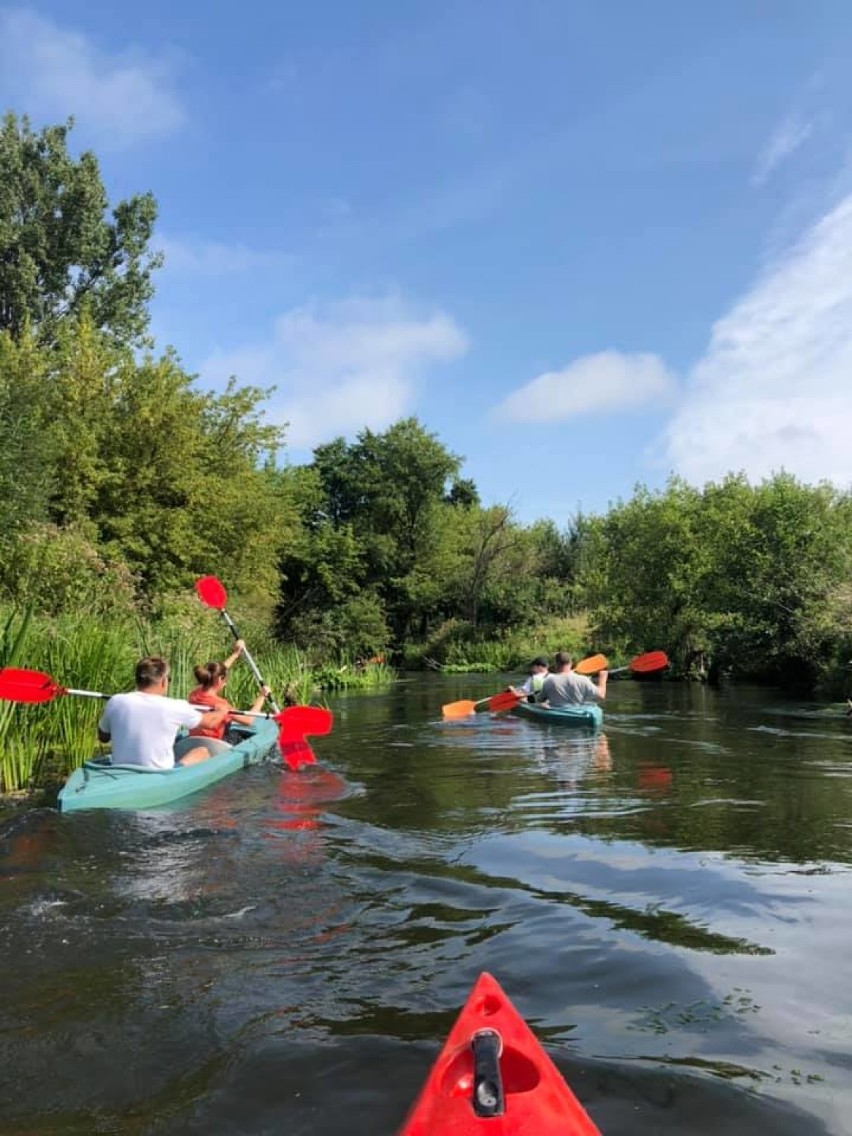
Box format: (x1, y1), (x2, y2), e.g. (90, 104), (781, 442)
(540, 651), (607, 707)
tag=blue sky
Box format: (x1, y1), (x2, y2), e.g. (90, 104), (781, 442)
(3, 2), (852, 524)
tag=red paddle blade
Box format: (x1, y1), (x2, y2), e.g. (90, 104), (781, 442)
(273, 706), (333, 771)
(0, 667), (64, 703)
(195, 575), (228, 611)
(488, 690), (522, 713)
(574, 653), (608, 676)
(399, 971), (601, 1136)
(279, 739), (317, 771)
(630, 650), (670, 674)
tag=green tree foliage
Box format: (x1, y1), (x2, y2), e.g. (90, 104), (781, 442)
(279, 423), (583, 661)
(698, 474), (852, 681)
(577, 479), (708, 659)
(305, 418), (464, 643)
(576, 474), (852, 685)
(0, 328), (54, 549)
(0, 318), (294, 605)
(0, 113), (160, 344)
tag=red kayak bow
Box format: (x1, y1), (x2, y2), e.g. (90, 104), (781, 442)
(399, 972), (600, 1135)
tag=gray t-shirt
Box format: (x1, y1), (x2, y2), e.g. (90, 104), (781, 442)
(541, 671), (600, 707)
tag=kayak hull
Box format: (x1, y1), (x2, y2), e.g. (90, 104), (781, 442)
(399, 971), (600, 1135)
(57, 718), (279, 813)
(511, 701), (603, 730)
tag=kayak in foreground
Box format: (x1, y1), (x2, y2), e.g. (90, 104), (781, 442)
(511, 701), (603, 730)
(58, 718), (280, 813)
(400, 971), (600, 1135)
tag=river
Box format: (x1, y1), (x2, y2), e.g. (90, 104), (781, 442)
(1, 676), (850, 1134)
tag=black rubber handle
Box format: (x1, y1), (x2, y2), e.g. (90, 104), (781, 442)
(471, 1029), (504, 1118)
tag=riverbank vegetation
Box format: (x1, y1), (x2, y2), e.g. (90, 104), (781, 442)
(2, 112), (852, 793)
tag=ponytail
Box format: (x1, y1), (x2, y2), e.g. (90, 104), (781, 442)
(194, 661), (228, 689)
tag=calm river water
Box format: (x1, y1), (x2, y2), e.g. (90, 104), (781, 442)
(1, 676), (851, 1134)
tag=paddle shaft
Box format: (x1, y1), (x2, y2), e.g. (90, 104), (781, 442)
(217, 608), (281, 714)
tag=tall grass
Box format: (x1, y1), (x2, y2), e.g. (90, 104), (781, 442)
(313, 659), (395, 691)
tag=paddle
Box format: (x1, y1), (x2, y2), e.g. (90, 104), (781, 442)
(441, 654), (610, 719)
(195, 575), (281, 714)
(610, 650), (669, 676)
(0, 667), (331, 771)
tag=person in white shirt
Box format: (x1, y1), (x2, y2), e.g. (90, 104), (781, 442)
(508, 656), (550, 702)
(98, 656), (229, 769)
(540, 651), (607, 707)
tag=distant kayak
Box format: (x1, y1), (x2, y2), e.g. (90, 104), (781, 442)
(58, 718), (279, 812)
(399, 971), (600, 1135)
(511, 701), (603, 730)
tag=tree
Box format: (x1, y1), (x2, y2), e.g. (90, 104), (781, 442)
(310, 418), (467, 641)
(0, 113), (160, 344)
(4, 316), (291, 600)
(0, 328), (55, 548)
(446, 477), (480, 508)
(577, 479), (712, 661)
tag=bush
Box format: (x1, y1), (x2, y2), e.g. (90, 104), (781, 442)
(0, 523), (138, 616)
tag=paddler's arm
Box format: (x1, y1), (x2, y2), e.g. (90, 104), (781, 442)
(223, 640), (246, 671)
(195, 707), (230, 731)
(229, 685), (273, 725)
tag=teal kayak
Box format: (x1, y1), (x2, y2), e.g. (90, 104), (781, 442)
(512, 701), (603, 729)
(58, 718), (279, 813)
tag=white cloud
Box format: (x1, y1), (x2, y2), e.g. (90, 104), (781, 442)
(0, 8), (184, 145)
(157, 236), (293, 275)
(665, 193), (852, 487)
(201, 297), (469, 450)
(494, 351), (676, 424)
(751, 112), (813, 186)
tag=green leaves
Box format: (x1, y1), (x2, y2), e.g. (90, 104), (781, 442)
(0, 316), (296, 605)
(0, 113), (159, 345)
(576, 473), (852, 683)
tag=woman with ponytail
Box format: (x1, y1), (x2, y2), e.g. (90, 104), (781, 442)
(187, 639), (272, 740)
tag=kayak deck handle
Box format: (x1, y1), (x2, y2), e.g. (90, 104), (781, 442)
(471, 1029), (505, 1117)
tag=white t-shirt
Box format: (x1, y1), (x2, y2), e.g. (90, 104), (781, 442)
(541, 671), (601, 707)
(98, 691), (203, 770)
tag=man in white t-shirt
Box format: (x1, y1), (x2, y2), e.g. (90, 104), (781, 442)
(540, 651), (607, 707)
(98, 656), (229, 769)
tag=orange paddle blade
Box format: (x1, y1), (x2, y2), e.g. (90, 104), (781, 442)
(630, 650), (669, 674)
(442, 699), (478, 719)
(574, 653), (608, 676)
